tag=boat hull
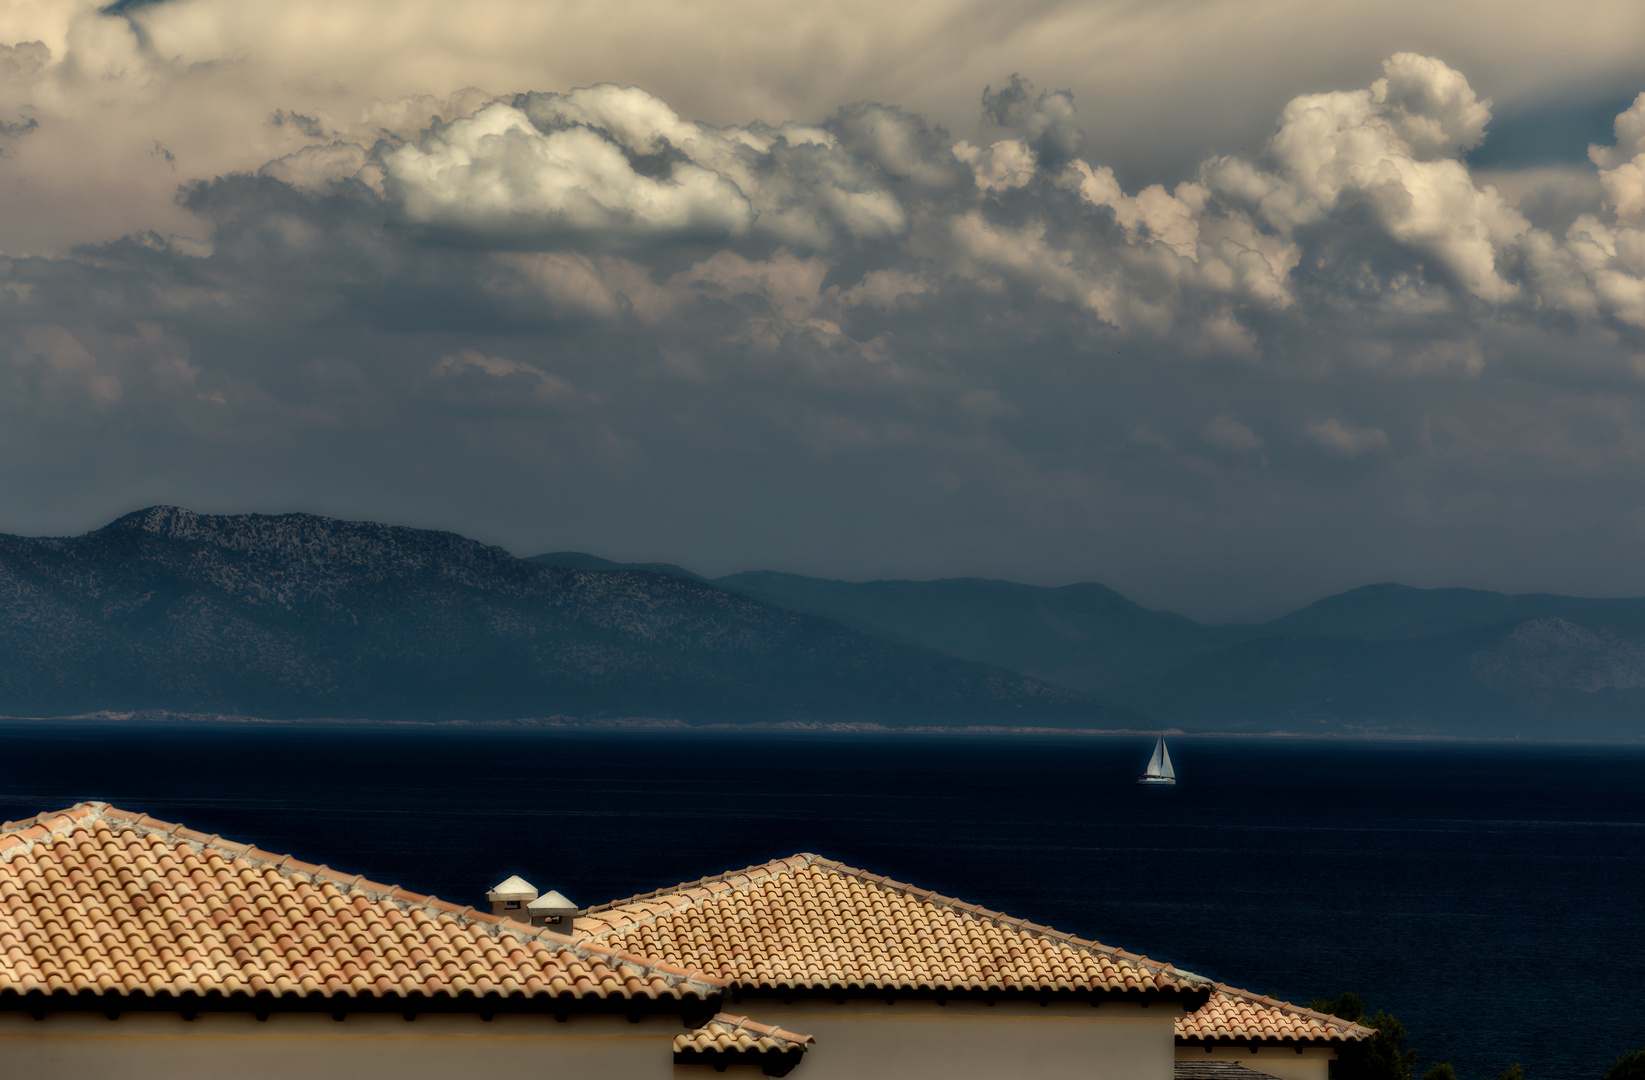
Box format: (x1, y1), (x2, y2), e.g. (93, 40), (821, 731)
(1136, 776), (1176, 786)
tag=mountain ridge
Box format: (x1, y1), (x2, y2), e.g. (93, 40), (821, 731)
(14, 515), (1641, 738)
(0, 508), (1131, 727)
(697, 568), (1645, 739)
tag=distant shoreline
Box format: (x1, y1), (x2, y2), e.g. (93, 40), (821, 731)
(0, 710), (1637, 743)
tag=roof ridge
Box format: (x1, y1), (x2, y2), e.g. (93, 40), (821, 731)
(809, 855), (1209, 984)
(704, 1012), (812, 1045)
(1206, 982), (1376, 1037)
(0, 803), (728, 996)
(0, 802), (107, 858)
(581, 850), (1209, 988)
(579, 853), (819, 924)
(701, 1012), (815, 1047)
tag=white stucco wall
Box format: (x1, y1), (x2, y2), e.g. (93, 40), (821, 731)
(740, 998), (1181, 1080)
(1177, 1044), (1336, 1080)
(0, 1001), (1180, 1080)
(0, 1011), (687, 1080)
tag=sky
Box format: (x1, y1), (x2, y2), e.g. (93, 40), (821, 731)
(3, 0), (1645, 621)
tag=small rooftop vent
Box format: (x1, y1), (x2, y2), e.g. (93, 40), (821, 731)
(485, 875), (538, 917)
(527, 889), (578, 929)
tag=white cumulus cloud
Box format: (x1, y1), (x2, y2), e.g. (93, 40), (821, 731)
(384, 101), (755, 242)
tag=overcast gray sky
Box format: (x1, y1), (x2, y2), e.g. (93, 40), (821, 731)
(3, 0), (1645, 621)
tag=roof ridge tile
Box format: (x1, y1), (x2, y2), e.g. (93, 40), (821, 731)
(580, 855), (807, 925)
(674, 1011), (817, 1055)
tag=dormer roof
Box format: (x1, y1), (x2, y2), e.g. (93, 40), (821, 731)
(486, 875), (538, 900)
(528, 890), (575, 912)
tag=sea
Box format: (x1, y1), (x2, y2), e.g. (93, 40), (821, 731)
(0, 724), (1639, 1080)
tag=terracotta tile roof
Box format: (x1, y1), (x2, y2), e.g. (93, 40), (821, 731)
(674, 1013), (815, 1077)
(578, 853), (1212, 999)
(0, 803), (725, 1005)
(674, 1012), (815, 1055)
(1177, 986), (1375, 1045)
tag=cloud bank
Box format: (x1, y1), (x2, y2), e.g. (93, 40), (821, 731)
(6, 19), (1645, 617)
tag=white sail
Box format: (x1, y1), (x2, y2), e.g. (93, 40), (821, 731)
(1138, 735), (1176, 785)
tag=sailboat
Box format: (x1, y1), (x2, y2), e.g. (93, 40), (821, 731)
(1137, 735), (1176, 786)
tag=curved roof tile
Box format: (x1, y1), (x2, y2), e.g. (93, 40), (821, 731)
(0, 803), (724, 1003)
(579, 853), (1211, 998)
(674, 1012), (815, 1055)
(1177, 986), (1375, 1045)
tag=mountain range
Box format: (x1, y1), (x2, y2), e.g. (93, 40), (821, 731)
(0, 508), (1116, 727)
(1, 507), (1640, 738)
(535, 556), (1645, 740)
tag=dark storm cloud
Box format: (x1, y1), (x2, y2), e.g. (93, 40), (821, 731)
(5, 56), (1645, 618)
(980, 76), (1084, 171)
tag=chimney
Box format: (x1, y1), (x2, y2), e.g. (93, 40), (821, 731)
(485, 875), (538, 919)
(527, 889), (578, 929)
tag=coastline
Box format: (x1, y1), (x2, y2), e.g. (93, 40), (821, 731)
(0, 710), (1639, 743)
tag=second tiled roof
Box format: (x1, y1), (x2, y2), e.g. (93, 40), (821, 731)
(1177, 986), (1376, 1045)
(577, 853), (1210, 997)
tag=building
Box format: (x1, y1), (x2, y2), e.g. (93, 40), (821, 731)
(576, 853), (1373, 1080)
(0, 803), (1370, 1078)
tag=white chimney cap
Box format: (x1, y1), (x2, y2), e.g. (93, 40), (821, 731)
(486, 875), (539, 901)
(527, 890), (575, 912)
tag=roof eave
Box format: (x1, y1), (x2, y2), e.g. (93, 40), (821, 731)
(1176, 1036), (1365, 1050)
(729, 985), (1212, 1008)
(674, 1047), (808, 1077)
(0, 987), (727, 1019)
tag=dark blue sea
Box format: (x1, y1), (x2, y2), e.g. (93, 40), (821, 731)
(1, 725), (1640, 1080)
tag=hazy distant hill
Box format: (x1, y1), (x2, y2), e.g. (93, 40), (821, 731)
(716, 572), (1242, 693)
(0, 508), (1128, 727)
(713, 574), (1645, 738)
(1105, 615), (1645, 737)
(1262, 583), (1645, 640)
(16, 514), (1642, 736)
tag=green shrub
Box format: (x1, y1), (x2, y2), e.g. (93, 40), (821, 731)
(1604, 1050), (1645, 1080)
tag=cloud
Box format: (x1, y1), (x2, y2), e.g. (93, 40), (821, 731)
(318, 86), (916, 251)
(1306, 419), (1392, 457)
(6, 0), (1644, 253)
(11, 43), (1645, 617)
(383, 100), (757, 244)
(981, 75), (1083, 169)
(1202, 416), (1263, 453)
(1591, 93), (1645, 222)
(432, 349), (576, 403)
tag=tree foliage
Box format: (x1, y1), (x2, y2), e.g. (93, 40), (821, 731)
(1312, 992), (1366, 1023)
(1605, 1051), (1645, 1080)
(1311, 993), (1417, 1080)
